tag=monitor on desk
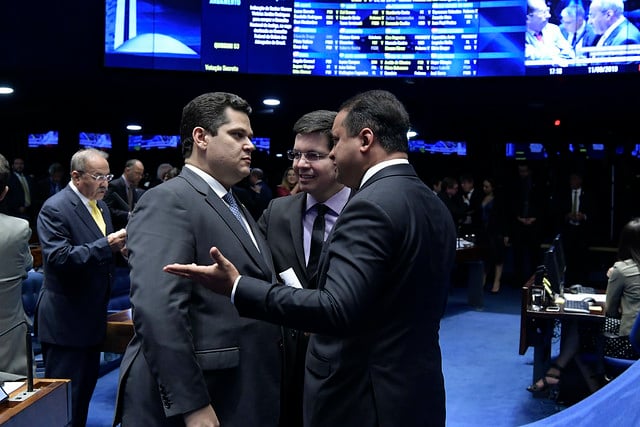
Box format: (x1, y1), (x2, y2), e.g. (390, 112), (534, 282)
(552, 234), (567, 279)
(544, 246), (564, 298)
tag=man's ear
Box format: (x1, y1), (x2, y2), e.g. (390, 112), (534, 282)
(193, 127), (208, 149)
(360, 128), (374, 151)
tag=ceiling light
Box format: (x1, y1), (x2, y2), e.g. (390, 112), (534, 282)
(407, 130), (418, 139)
(263, 98), (280, 106)
(0, 86), (14, 95)
(127, 124), (142, 131)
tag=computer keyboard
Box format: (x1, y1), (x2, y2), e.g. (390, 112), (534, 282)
(563, 299), (591, 314)
(568, 284), (596, 294)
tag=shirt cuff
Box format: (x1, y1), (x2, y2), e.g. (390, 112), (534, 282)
(230, 275), (242, 304)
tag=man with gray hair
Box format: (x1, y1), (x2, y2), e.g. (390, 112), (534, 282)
(588, 0), (640, 46)
(560, 2), (596, 52)
(36, 148), (126, 427)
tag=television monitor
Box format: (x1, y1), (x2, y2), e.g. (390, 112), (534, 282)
(631, 144), (640, 158)
(505, 142), (548, 160)
(252, 137), (270, 154)
(28, 131), (59, 148)
(552, 234), (566, 278)
(103, 1), (640, 78)
(567, 143), (606, 160)
(408, 140), (467, 156)
(544, 246), (564, 297)
(128, 134), (180, 151)
(79, 132), (112, 149)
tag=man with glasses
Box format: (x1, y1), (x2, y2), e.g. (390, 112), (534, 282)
(36, 148), (126, 427)
(526, 0), (575, 63)
(258, 110), (350, 427)
(587, 0), (640, 48)
(165, 90), (457, 427)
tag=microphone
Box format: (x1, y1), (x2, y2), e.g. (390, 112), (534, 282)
(0, 320), (34, 393)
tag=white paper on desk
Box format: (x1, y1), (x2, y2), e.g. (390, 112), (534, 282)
(2, 381), (24, 395)
(279, 268), (303, 289)
(563, 293), (607, 303)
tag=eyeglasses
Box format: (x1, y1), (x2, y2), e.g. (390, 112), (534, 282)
(286, 150), (329, 162)
(80, 171), (114, 182)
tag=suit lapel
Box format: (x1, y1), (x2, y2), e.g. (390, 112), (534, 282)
(70, 190), (106, 239)
(290, 196), (308, 278)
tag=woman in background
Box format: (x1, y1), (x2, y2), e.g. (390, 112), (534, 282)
(276, 166), (300, 197)
(527, 218), (640, 395)
(478, 178), (506, 294)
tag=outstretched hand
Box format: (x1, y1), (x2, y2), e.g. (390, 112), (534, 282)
(163, 247), (239, 297)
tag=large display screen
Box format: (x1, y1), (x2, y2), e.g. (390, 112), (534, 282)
(28, 131), (59, 148)
(79, 132), (113, 149)
(104, 0), (640, 78)
(128, 134), (180, 151)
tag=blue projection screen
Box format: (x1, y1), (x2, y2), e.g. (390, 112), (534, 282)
(104, 0), (640, 78)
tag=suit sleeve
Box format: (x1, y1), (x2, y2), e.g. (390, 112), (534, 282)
(37, 201), (112, 271)
(126, 185), (211, 416)
(236, 197), (395, 336)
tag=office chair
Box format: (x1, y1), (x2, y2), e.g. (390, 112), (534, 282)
(603, 313), (640, 378)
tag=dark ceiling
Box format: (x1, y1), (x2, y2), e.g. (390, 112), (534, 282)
(1, 0), (639, 161)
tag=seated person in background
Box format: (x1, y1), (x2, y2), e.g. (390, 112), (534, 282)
(276, 166), (300, 197)
(527, 218), (640, 395)
(603, 218), (640, 360)
(587, 0), (640, 48)
(560, 2), (597, 55)
(526, 0), (575, 63)
(0, 153), (34, 379)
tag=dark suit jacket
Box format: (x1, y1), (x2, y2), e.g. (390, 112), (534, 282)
(35, 185), (115, 346)
(114, 167), (282, 426)
(104, 176), (143, 230)
(235, 163), (457, 427)
(6, 172), (35, 218)
(557, 187), (593, 229)
(601, 18), (640, 46)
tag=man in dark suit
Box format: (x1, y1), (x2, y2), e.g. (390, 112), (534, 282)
(588, 0), (640, 46)
(114, 92), (282, 426)
(558, 172), (593, 284)
(165, 90), (458, 427)
(257, 109), (350, 427)
(104, 159), (145, 230)
(36, 148), (127, 427)
(6, 157), (35, 225)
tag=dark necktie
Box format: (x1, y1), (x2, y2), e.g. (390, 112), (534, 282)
(126, 185), (134, 210)
(307, 204), (328, 278)
(222, 192), (249, 233)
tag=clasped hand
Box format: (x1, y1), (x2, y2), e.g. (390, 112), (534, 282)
(163, 247), (239, 297)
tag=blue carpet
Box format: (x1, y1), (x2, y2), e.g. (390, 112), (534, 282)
(87, 286), (566, 426)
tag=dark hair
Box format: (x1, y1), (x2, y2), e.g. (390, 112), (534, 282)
(339, 90), (410, 154)
(617, 218), (640, 267)
(292, 110), (337, 150)
(441, 176), (458, 191)
(48, 162), (64, 176)
(0, 153), (9, 189)
(180, 92), (252, 158)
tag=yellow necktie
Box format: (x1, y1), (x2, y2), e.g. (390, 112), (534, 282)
(89, 200), (106, 235)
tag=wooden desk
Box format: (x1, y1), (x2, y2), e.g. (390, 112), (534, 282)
(0, 379), (71, 426)
(102, 309), (133, 354)
(519, 281), (605, 382)
(29, 246), (42, 270)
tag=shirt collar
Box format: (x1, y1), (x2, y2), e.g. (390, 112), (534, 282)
(184, 164), (227, 198)
(306, 186), (351, 215)
(360, 158), (409, 188)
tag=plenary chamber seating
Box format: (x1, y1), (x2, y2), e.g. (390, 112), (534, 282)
(602, 312), (640, 377)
